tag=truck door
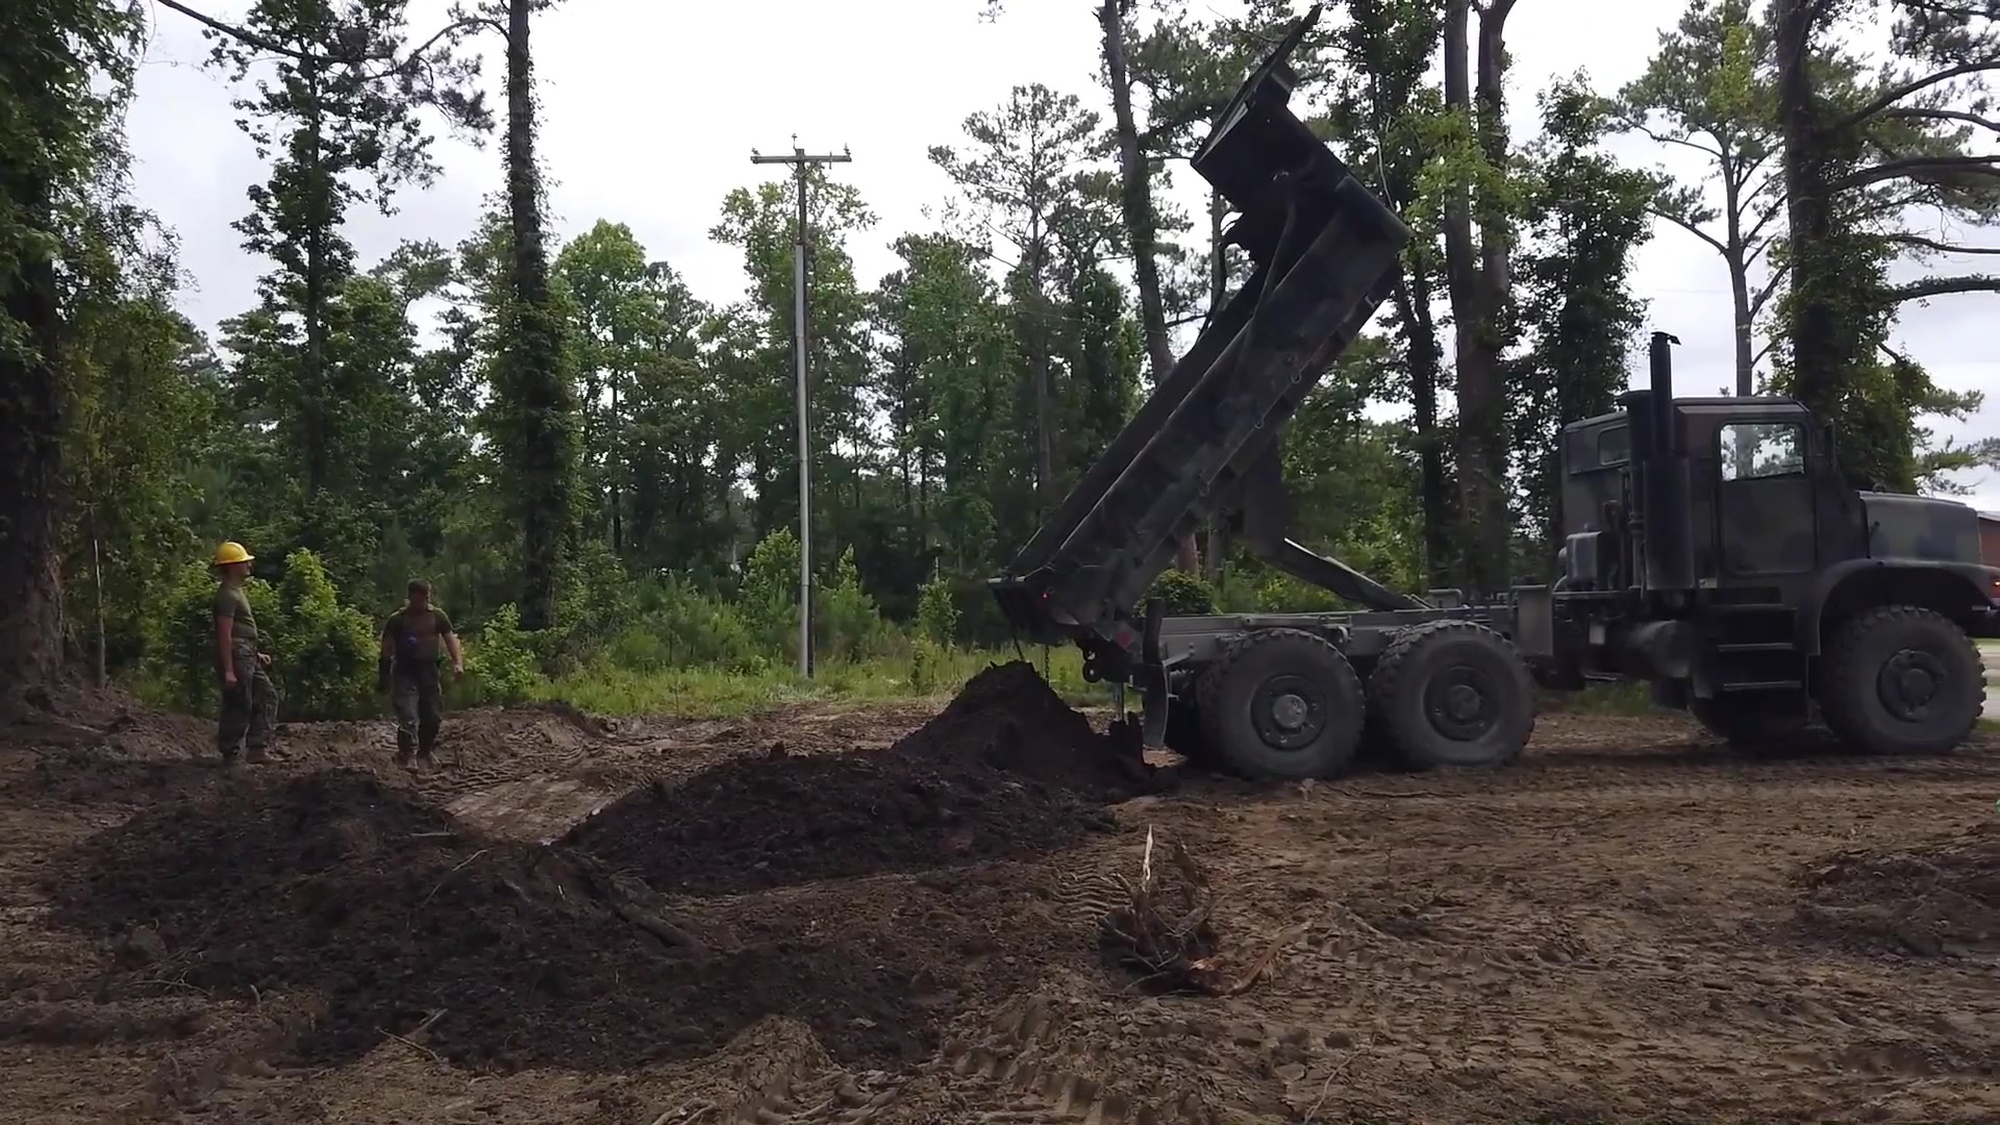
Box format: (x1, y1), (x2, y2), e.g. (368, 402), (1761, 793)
(1716, 419), (1815, 575)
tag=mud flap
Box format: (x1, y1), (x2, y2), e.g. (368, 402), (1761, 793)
(1138, 597), (1170, 750)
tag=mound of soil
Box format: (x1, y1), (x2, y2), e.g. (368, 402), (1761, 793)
(908, 660), (1148, 795)
(565, 661), (1143, 896)
(1795, 823), (2000, 958)
(51, 770), (1075, 1073)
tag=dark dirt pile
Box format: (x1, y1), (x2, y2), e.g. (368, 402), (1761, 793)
(50, 767), (1084, 1073)
(564, 660), (1147, 896)
(1794, 822), (2000, 959)
(1, 692), (216, 806)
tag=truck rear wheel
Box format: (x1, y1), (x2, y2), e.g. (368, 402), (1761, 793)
(1367, 620), (1535, 770)
(1194, 628), (1365, 781)
(1816, 605), (1983, 755)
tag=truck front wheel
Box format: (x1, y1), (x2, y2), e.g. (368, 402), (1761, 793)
(1367, 620), (1536, 770)
(1194, 629), (1365, 781)
(1816, 605), (1984, 755)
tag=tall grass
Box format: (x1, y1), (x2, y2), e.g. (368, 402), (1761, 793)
(532, 644), (1096, 719)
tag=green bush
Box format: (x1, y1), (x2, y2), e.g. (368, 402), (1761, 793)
(268, 548), (378, 720)
(456, 603), (541, 706)
(907, 637), (948, 694)
(1145, 569), (1219, 615)
(547, 536), (640, 672)
(607, 577), (763, 673)
(139, 550), (376, 721)
(141, 563), (283, 717)
(739, 528), (800, 657)
(818, 547), (893, 661)
(1249, 571), (1342, 613)
(916, 576), (959, 647)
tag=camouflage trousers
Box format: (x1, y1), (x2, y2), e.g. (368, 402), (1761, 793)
(391, 670), (444, 757)
(217, 645), (278, 762)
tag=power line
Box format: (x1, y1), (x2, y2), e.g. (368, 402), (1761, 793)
(751, 136), (851, 680)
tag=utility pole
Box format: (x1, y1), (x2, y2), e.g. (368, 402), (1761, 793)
(751, 136), (850, 678)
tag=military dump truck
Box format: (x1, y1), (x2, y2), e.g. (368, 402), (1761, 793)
(987, 4), (2000, 781)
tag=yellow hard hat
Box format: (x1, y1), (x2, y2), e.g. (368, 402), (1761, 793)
(211, 541), (254, 566)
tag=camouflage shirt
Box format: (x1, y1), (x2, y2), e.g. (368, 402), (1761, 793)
(212, 585), (258, 646)
(383, 605), (455, 673)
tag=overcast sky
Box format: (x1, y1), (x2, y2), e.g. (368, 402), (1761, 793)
(126, 0), (2000, 512)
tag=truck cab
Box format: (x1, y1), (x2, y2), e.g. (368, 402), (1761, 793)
(1551, 335), (1999, 751)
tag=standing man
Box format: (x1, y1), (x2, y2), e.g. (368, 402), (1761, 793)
(378, 579), (464, 769)
(211, 541), (279, 769)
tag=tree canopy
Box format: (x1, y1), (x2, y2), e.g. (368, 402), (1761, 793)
(3, 0), (1997, 706)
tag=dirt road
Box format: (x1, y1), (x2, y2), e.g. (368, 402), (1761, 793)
(1, 671), (1994, 1124)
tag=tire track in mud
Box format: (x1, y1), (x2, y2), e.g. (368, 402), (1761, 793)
(654, 993), (1253, 1125)
(635, 854), (1308, 1125)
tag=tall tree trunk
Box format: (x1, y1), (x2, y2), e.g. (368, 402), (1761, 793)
(506, 0), (572, 633)
(1098, 0), (1175, 384)
(302, 54), (330, 502)
(1440, 0), (1487, 590)
(1030, 304), (1056, 507)
(1098, 0), (1198, 576)
(609, 379), (622, 553)
(1203, 189), (1230, 582)
(1719, 160), (1756, 395)
(1442, 0), (1515, 596)
(1395, 267), (1450, 587)
(1773, 0), (1839, 421)
(0, 168), (68, 704)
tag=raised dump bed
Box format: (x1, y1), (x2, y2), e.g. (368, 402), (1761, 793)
(990, 2), (1417, 648)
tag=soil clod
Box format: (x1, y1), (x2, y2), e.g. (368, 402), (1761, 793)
(1794, 822), (2000, 959)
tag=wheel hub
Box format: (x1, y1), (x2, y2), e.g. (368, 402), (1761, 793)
(1252, 675), (1326, 751)
(1271, 692), (1309, 729)
(1423, 665), (1499, 741)
(1877, 648), (1946, 721)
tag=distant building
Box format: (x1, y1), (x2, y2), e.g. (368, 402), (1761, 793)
(1981, 511), (2000, 565)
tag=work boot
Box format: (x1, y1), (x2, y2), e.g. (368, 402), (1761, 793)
(417, 742), (439, 770)
(245, 747), (270, 764)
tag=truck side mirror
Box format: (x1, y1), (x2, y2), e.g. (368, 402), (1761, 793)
(1818, 419), (1837, 469)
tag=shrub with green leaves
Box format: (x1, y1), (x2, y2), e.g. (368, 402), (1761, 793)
(916, 576), (959, 647)
(738, 528), (801, 657)
(457, 603), (542, 705)
(1145, 569), (1219, 616)
(269, 548), (378, 720)
(140, 549), (376, 720)
(141, 562), (283, 717)
(608, 576), (762, 673)
(547, 536), (640, 672)
(818, 547), (892, 662)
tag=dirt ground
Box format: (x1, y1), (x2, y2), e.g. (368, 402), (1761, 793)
(1, 666), (1996, 1124)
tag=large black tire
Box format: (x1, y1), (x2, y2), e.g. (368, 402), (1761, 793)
(1815, 606), (1983, 755)
(1193, 629), (1365, 781)
(1688, 697), (1809, 747)
(1366, 620), (1536, 770)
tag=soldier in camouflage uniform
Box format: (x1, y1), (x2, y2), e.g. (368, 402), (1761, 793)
(210, 541), (280, 768)
(378, 579), (464, 769)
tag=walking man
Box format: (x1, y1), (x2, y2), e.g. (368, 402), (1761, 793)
(210, 541), (279, 769)
(378, 579), (464, 769)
